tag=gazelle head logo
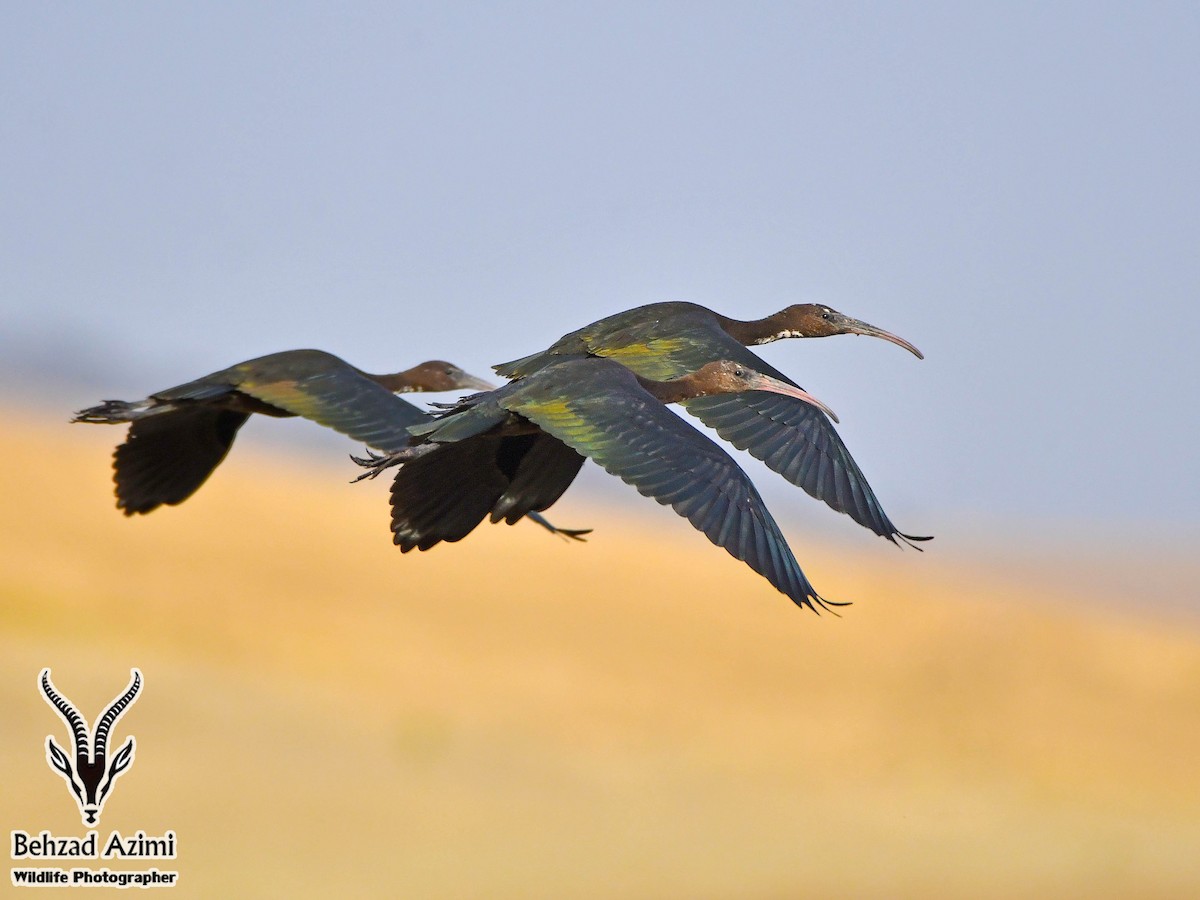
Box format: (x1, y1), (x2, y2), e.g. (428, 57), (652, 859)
(39, 668), (142, 826)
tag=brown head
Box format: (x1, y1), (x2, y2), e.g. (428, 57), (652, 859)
(381, 361), (497, 393)
(647, 360), (840, 422)
(730, 304), (924, 358)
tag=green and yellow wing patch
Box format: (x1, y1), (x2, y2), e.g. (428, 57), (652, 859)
(504, 362), (832, 612)
(238, 368), (429, 453)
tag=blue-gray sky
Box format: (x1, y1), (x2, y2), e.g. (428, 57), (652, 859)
(3, 3), (1198, 542)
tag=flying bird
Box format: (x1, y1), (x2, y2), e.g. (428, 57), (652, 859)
(73, 349), (586, 539)
(495, 302), (929, 546)
(356, 356), (846, 613)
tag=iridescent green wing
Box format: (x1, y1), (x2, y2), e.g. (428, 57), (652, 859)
(685, 384), (928, 546)
(231, 352), (430, 453)
(495, 308), (922, 546)
(492, 302), (713, 380)
(600, 329), (924, 546)
(503, 363), (835, 612)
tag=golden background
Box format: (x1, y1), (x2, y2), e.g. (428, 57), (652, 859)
(3, 413), (1198, 897)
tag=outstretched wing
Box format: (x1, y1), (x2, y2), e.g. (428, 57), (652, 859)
(491, 434), (586, 525)
(607, 331), (924, 546)
(388, 435), (512, 551)
(504, 364), (837, 612)
(500, 315), (922, 544)
(388, 430), (588, 551)
(114, 408), (249, 514)
(684, 391), (928, 545)
(234, 362), (431, 453)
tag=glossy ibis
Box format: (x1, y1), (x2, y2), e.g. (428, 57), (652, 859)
(355, 356), (845, 613)
(495, 301), (928, 546)
(73, 350), (504, 515)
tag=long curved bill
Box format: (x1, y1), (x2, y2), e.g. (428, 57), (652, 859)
(834, 314), (924, 359)
(744, 373), (840, 423)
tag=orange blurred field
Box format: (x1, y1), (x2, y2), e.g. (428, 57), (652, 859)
(3, 411), (1198, 898)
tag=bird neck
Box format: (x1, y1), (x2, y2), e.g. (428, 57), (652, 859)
(715, 310), (796, 346)
(371, 372), (420, 393)
(635, 372), (704, 405)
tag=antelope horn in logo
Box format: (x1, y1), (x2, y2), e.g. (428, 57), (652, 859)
(40, 668), (142, 826)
